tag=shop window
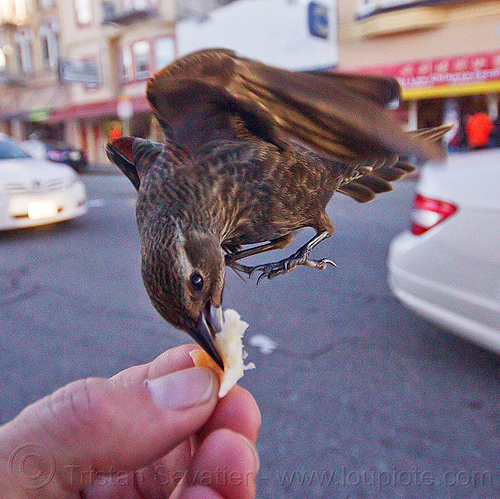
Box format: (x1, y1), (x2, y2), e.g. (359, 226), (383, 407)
(132, 40), (150, 79)
(120, 45), (133, 81)
(39, 17), (59, 70)
(154, 37), (175, 71)
(13, 27), (33, 74)
(74, 0), (93, 26)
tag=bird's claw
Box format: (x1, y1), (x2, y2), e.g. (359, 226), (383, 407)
(304, 258), (337, 270)
(248, 254), (336, 285)
(226, 260), (255, 275)
(250, 263), (288, 285)
(225, 232), (336, 283)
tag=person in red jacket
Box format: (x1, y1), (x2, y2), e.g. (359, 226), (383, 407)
(465, 112), (494, 150)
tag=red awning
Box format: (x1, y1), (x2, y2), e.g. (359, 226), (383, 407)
(352, 50), (500, 99)
(48, 95), (151, 123)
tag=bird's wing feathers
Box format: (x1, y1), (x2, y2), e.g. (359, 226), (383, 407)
(147, 48), (445, 165)
(147, 49), (451, 204)
(147, 49), (287, 151)
(337, 125), (452, 202)
(302, 70), (400, 107)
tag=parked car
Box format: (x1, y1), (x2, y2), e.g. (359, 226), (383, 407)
(0, 134), (88, 230)
(45, 141), (88, 172)
(21, 138), (88, 172)
(388, 149), (500, 353)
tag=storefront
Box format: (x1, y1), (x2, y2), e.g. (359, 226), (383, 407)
(357, 50), (500, 149)
(0, 83), (66, 142)
(48, 95), (154, 165)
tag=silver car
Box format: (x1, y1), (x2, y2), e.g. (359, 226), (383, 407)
(388, 149), (500, 353)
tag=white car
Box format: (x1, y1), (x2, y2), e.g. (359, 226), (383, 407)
(388, 149), (500, 353)
(0, 135), (88, 230)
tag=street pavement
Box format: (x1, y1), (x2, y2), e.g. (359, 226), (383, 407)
(1, 167), (499, 498)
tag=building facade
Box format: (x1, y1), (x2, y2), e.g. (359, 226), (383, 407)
(0, 0), (238, 165)
(0, 0), (63, 142)
(1, 0), (499, 165)
(337, 0), (500, 146)
(0, 0), (179, 164)
(50, 0), (178, 164)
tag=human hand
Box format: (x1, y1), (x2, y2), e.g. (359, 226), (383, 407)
(0, 345), (260, 498)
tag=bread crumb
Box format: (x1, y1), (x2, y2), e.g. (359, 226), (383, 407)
(190, 309), (255, 397)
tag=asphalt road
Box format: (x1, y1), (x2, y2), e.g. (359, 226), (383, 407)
(1, 171), (499, 498)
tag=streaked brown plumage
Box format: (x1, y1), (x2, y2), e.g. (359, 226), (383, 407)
(106, 48), (449, 367)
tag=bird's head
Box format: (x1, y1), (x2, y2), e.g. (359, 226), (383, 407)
(141, 225), (226, 369)
(106, 136), (226, 368)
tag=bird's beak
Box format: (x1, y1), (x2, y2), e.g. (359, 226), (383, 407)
(188, 303), (224, 370)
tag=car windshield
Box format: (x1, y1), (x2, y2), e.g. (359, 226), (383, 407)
(0, 138), (30, 160)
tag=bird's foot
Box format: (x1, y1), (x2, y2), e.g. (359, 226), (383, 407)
(225, 231), (336, 283)
(228, 246), (336, 284)
(252, 253), (336, 284)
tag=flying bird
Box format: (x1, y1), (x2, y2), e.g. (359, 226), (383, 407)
(106, 48), (449, 368)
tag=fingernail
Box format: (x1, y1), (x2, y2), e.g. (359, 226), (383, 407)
(145, 368), (215, 410)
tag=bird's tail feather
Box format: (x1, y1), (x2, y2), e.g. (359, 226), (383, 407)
(337, 124), (451, 203)
(338, 160), (411, 203)
(410, 124), (453, 142)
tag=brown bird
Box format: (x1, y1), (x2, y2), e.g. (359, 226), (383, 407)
(106, 48), (449, 368)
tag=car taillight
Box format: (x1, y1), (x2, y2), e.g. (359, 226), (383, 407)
(411, 194), (457, 235)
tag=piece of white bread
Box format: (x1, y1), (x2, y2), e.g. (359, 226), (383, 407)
(190, 309), (255, 397)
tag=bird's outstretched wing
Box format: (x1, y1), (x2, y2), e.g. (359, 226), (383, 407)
(147, 48), (446, 167)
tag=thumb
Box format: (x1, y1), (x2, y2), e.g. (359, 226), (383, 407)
(0, 367), (218, 495)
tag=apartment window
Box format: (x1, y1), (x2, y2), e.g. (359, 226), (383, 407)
(154, 37), (175, 71)
(0, 0), (27, 23)
(132, 40), (150, 79)
(39, 17), (59, 69)
(83, 56), (101, 90)
(38, 0), (56, 8)
(122, 0), (156, 9)
(13, 27), (33, 74)
(358, 0), (423, 17)
(120, 45), (133, 81)
(74, 0), (93, 26)
(357, 0), (377, 17)
(380, 0), (418, 7)
(14, 0), (27, 21)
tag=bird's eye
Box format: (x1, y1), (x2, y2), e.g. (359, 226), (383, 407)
(189, 271), (204, 291)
